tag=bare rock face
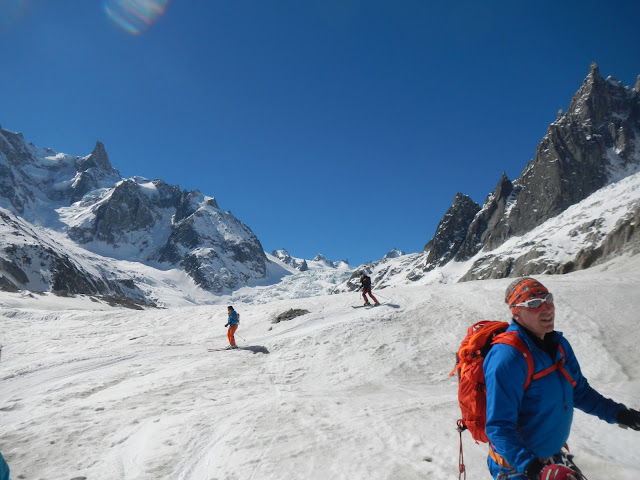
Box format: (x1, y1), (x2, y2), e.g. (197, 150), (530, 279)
(70, 141), (121, 202)
(423, 193), (480, 268)
(422, 63), (640, 279)
(0, 209), (146, 302)
(332, 65), (640, 293)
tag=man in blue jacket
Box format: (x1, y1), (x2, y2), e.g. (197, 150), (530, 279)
(484, 277), (640, 480)
(0, 453), (9, 480)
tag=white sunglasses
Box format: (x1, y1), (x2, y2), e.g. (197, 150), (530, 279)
(512, 293), (554, 309)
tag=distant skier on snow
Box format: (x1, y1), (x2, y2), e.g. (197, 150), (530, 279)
(224, 306), (240, 350)
(359, 272), (380, 306)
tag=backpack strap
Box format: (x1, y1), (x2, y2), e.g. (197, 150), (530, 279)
(493, 333), (577, 390)
(492, 331), (535, 390)
(557, 345), (577, 387)
(532, 344), (577, 387)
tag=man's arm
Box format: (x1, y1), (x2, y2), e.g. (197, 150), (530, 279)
(484, 344), (538, 473)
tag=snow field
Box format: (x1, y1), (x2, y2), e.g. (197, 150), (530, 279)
(1, 255), (640, 479)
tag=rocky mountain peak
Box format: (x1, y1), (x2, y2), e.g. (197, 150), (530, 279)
(272, 249), (309, 271)
(417, 64), (640, 280)
(451, 173), (516, 261)
(484, 172), (513, 207)
(565, 62), (638, 130)
(423, 193), (480, 267)
(1, 127), (269, 299)
(0, 127), (28, 159)
(383, 248), (405, 260)
(77, 141), (118, 175)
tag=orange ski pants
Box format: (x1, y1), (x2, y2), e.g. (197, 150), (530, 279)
(228, 324), (238, 347)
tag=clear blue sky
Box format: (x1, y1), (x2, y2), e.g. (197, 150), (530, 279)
(1, 1), (639, 266)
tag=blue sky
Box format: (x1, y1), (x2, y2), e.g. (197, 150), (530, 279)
(1, 1), (639, 266)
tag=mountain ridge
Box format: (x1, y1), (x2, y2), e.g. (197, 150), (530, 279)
(339, 64), (640, 291)
(2, 64), (639, 305)
(0, 129), (268, 301)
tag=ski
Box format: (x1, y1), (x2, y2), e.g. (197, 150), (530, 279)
(351, 303), (383, 309)
(208, 347), (239, 352)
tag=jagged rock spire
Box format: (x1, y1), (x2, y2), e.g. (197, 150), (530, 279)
(423, 193), (480, 266)
(77, 141), (117, 173)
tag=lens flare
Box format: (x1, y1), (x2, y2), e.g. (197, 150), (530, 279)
(103, 0), (170, 35)
(0, 0), (27, 33)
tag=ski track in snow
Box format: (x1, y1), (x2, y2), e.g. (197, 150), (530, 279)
(1, 256), (640, 479)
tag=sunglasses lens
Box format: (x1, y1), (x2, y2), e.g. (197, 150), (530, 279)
(528, 294), (554, 308)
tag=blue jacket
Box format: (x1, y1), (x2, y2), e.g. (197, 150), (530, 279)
(227, 310), (239, 326)
(0, 452), (9, 480)
(483, 321), (624, 473)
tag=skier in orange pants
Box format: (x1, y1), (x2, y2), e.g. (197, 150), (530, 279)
(225, 306), (240, 349)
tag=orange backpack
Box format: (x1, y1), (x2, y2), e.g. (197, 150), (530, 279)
(449, 321), (576, 478)
(449, 321), (529, 442)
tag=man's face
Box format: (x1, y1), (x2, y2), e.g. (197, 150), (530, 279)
(514, 301), (555, 339)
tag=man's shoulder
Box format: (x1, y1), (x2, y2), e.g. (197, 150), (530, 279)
(485, 339), (530, 376)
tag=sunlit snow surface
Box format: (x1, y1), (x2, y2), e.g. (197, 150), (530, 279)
(1, 254), (640, 479)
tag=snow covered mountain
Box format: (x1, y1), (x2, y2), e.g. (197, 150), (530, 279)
(445, 63), (640, 263)
(340, 170), (640, 291)
(338, 64), (640, 292)
(1, 63), (639, 306)
(271, 249), (350, 272)
(0, 129), (267, 303)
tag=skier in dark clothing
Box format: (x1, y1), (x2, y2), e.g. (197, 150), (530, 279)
(359, 273), (380, 306)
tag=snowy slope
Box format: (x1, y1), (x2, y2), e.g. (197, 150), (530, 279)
(1, 254), (639, 480)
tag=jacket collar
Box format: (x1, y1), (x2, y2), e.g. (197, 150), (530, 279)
(510, 319), (563, 361)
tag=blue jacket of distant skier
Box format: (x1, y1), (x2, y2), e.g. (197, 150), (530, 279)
(483, 321), (624, 474)
(227, 310), (239, 326)
(0, 452), (10, 480)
